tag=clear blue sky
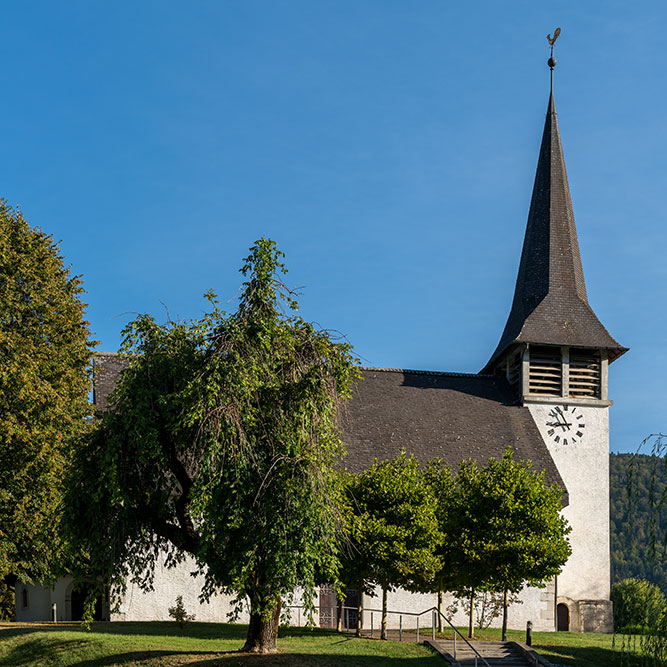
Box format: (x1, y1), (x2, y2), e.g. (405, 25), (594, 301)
(2, 2), (664, 453)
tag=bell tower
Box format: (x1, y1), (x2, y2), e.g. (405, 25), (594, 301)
(483, 37), (627, 632)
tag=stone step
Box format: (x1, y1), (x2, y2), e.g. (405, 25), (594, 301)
(428, 640), (533, 666)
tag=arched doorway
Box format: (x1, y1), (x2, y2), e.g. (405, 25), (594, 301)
(557, 603), (570, 631)
(66, 581), (106, 621)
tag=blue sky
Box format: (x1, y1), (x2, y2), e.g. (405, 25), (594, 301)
(2, 2), (665, 453)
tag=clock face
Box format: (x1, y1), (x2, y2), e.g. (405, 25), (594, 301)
(544, 405), (586, 445)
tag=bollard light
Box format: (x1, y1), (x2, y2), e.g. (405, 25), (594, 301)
(526, 620), (533, 646)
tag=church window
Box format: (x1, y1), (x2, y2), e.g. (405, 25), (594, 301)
(568, 349), (601, 399)
(21, 588), (28, 608)
(528, 346), (562, 396)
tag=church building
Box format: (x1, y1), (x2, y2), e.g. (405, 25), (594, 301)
(16, 68), (626, 633)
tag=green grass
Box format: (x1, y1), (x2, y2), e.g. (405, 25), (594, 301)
(0, 621), (651, 667)
(0, 621), (444, 666)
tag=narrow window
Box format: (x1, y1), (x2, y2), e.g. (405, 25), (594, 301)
(529, 346), (562, 396)
(21, 588), (28, 608)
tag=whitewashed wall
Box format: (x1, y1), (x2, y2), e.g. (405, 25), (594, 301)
(528, 404), (611, 602)
(111, 552), (249, 623)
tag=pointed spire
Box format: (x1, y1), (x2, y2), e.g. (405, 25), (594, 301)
(482, 88), (626, 373)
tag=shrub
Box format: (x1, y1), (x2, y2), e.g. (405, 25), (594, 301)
(612, 578), (666, 632)
(168, 596), (195, 629)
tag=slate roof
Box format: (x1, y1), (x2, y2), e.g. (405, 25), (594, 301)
(483, 93), (627, 372)
(92, 353), (127, 411)
(339, 367), (567, 503)
(92, 355), (568, 503)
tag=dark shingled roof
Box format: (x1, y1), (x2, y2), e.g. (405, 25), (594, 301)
(483, 93), (627, 372)
(92, 355), (568, 504)
(340, 367), (567, 503)
(93, 353), (128, 411)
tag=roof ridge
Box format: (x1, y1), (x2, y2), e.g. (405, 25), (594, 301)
(360, 366), (495, 378)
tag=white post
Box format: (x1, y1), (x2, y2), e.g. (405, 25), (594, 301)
(51, 602), (57, 623)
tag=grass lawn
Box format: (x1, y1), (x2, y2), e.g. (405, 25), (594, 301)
(430, 626), (644, 667)
(0, 621), (444, 666)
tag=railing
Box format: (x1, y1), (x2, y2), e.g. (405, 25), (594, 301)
(284, 604), (492, 667)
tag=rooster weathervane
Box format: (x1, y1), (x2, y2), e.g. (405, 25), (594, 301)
(547, 28), (561, 91)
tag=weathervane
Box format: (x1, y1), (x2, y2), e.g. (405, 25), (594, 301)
(547, 27), (561, 92)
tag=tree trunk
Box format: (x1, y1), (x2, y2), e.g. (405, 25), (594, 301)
(337, 596), (343, 632)
(381, 585), (388, 640)
(356, 578), (363, 637)
(501, 589), (508, 642)
(468, 589), (475, 639)
(437, 586), (443, 633)
(242, 597), (281, 653)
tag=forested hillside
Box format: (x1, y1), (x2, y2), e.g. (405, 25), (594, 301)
(610, 453), (667, 591)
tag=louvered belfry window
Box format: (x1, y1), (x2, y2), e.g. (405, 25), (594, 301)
(528, 346), (562, 396)
(569, 349), (601, 399)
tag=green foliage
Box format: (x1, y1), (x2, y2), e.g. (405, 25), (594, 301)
(610, 450), (667, 591)
(444, 448), (571, 596)
(0, 200), (94, 585)
(342, 451), (442, 593)
(611, 578), (666, 632)
(168, 596), (195, 629)
(0, 581), (15, 621)
(341, 451), (441, 638)
(63, 239), (359, 651)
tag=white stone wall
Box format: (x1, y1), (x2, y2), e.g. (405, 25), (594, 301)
(15, 582), (53, 622)
(111, 552), (250, 623)
(17, 567), (555, 631)
(354, 582), (554, 632)
(527, 404), (610, 602)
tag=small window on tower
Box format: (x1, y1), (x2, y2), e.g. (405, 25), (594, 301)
(569, 349), (601, 399)
(529, 346), (562, 396)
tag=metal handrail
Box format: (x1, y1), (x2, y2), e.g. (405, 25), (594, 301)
(284, 603), (492, 667)
(433, 607), (492, 667)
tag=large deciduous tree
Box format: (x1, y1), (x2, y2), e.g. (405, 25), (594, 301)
(64, 239), (358, 653)
(0, 201), (93, 602)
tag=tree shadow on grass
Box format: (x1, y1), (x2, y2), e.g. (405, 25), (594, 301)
(75, 652), (438, 666)
(0, 637), (91, 667)
(2, 643), (438, 667)
(0, 624), (441, 666)
(534, 642), (644, 667)
(1, 621), (346, 641)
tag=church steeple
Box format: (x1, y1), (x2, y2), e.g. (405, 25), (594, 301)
(482, 54), (626, 397)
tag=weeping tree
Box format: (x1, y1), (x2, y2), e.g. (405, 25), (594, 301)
(342, 452), (442, 640)
(63, 239), (359, 653)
